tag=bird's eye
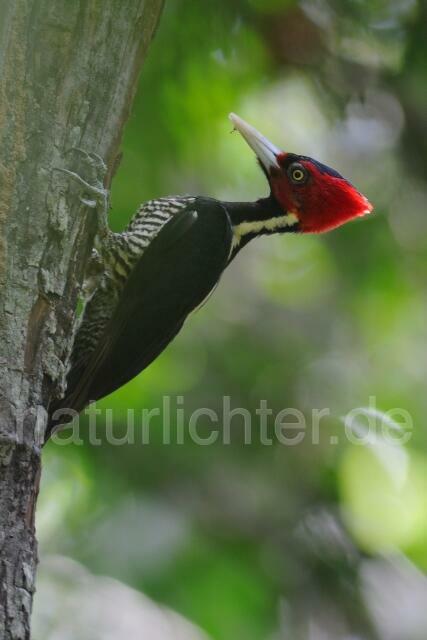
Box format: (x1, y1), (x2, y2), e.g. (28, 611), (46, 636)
(288, 163), (308, 184)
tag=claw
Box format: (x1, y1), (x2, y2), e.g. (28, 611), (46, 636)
(64, 147), (107, 174)
(80, 197), (98, 209)
(53, 167), (107, 200)
(52, 158), (111, 243)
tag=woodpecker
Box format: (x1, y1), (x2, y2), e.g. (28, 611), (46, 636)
(48, 113), (372, 434)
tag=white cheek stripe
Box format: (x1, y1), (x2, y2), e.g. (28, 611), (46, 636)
(232, 212), (299, 248)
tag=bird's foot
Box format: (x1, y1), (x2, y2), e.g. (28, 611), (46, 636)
(81, 249), (105, 301)
(54, 167), (108, 209)
(53, 148), (110, 241)
(65, 147), (107, 177)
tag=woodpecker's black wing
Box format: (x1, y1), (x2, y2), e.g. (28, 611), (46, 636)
(59, 198), (233, 417)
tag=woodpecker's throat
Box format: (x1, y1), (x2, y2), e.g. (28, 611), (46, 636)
(224, 196), (300, 251)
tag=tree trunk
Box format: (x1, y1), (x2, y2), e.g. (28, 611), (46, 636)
(0, 1), (164, 637)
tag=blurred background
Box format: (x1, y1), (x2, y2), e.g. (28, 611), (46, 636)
(34, 0), (427, 638)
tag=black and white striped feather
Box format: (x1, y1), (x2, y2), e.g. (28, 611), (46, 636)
(49, 196), (232, 431)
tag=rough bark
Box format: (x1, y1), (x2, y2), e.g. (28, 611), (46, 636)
(0, 1), (164, 637)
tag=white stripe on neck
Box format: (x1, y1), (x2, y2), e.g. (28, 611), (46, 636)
(232, 212), (298, 248)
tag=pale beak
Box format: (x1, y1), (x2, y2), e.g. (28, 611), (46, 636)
(229, 113), (281, 172)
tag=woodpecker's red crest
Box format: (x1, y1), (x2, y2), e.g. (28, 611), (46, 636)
(230, 113), (373, 233)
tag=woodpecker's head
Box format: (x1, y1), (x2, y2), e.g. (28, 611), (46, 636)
(229, 113), (373, 233)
